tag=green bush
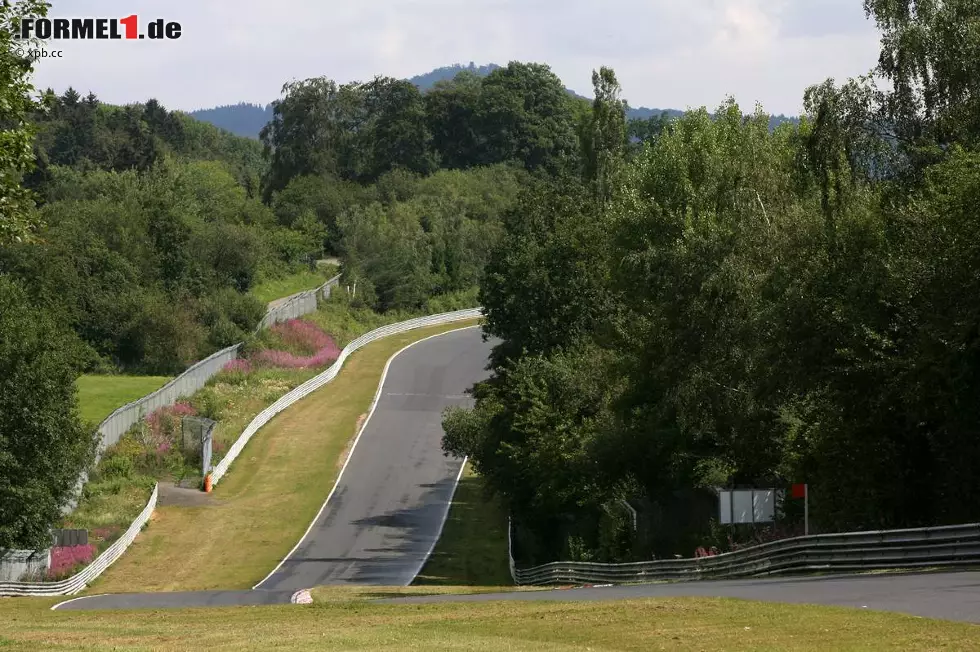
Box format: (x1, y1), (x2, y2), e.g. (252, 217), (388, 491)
(191, 386), (224, 421)
(207, 317), (246, 350)
(119, 293), (208, 374)
(423, 287), (479, 313)
(238, 333), (266, 360)
(215, 367), (250, 387)
(200, 288), (265, 332)
(99, 454), (134, 481)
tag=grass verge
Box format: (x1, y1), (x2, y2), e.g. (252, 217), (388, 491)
(308, 288), (479, 347)
(82, 319), (480, 593)
(413, 463), (513, 586)
(250, 266), (338, 305)
(76, 375), (172, 425)
(1, 593), (977, 650)
(310, 585), (536, 602)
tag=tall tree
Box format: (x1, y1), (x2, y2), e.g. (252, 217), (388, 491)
(259, 78), (362, 200)
(475, 62), (580, 173)
(0, 0), (50, 244)
(865, 0), (980, 154)
(479, 174), (616, 365)
(359, 76), (436, 180)
(0, 276), (95, 549)
(581, 67), (627, 201)
(424, 71), (484, 169)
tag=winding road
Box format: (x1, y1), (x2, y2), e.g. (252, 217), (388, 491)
(53, 327), (980, 624)
(254, 326), (494, 590)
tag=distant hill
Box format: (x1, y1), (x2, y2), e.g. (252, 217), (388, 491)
(188, 102), (273, 139)
(404, 62), (696, 124)
(407, 62), (502, 91)
(189, 63), (798, 138)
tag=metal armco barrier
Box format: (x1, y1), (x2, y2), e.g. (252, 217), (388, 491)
(0, 485), (158, 596)
(210, 308), (482, 486)
(94, 344), (243, 458)
(256, 275), (341, 332)
(512, 522), (980, 586)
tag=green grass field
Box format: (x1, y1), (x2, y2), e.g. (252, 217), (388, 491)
(1, 592), (977, 650)
(414, 463), (513, 586)
(250, 266), (339, 305)
(76, 375), (173, 425)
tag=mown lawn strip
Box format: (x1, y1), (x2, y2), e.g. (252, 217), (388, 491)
(0, 593), (977, 651)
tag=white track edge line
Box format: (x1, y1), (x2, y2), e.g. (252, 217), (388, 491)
(51, 593), (106, 610)
(405, 456), (469, 586)
(252, 324), (481, 590)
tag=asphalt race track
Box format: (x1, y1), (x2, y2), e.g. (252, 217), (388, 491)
(51, 326), (980, 622)
(53, 590), (295, 611)
(380, 570), (980, 624)
(254, 326), (495, 590)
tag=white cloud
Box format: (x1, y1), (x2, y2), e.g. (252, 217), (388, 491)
(29, 0), (882, 115)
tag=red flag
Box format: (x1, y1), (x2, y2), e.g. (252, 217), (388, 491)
(791, 483), (807, 499)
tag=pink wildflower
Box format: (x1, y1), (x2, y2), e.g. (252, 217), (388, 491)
(270, 319), (336, 355)
(252, 320), (341, 369)
(171, 402), (196, 417)
(47, 544), (97, 579)
(222, 359), (252, 373)
(144, 403), (198, 452)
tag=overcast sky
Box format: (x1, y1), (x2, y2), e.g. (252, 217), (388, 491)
(30, 0), (882, 116)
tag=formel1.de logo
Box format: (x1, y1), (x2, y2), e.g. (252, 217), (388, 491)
(15, 16), (182, 40)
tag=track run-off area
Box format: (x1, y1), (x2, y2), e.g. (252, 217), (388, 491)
(51, 326), (980, 626)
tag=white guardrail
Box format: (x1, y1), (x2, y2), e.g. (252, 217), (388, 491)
(511, 521), (980, 586)
(0, 485), (158, 597)
(211, 308), (482, 485)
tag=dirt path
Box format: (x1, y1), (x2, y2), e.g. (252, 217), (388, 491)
(157, 482), (222, 508)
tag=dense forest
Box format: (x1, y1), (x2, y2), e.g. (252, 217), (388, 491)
(440, 4), (980, 564)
